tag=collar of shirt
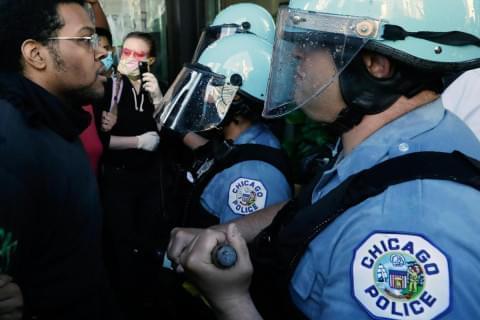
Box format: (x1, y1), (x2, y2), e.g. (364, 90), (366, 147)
(311, 98), (445, 202)
(336, 98), (445, 181)
(233, 123), (268, 145)
(0, 72), (90, 141)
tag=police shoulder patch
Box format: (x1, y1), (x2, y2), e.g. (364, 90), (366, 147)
(228, 177), (267, 215)
(352, 232), (450, 320)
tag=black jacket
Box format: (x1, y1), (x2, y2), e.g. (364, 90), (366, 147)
(0, 73), (110, 319)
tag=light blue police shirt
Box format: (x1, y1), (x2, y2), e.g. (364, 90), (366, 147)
(290, 99), (480, 319)
(200, 123), (291, 223)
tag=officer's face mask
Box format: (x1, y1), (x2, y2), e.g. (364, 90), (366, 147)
(263, 7), (382, 118)
(101, 51), (114, 72)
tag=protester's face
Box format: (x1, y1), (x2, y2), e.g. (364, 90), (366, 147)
(121, 37), (151, 61)
(117, 37), (152, 78)
(98, 35), (113, 52)
(293, 46), (346, 123)
(47, 3), (107, 105)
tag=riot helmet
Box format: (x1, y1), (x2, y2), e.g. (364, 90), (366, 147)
(263, 0), (480, 131)
(158, 33), (272, 133)
(192, 3), (275, 62)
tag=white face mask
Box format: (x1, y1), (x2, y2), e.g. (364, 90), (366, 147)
(117, 57), (140, 79)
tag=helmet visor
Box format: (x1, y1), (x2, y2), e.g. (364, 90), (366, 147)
(263, 7), (381, 118)
(156, 63), (240, 133)
(192, 24), (250, 62)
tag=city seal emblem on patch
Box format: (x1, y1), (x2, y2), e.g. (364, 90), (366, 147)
(352, 232), (450, 320)
(228, 178), (267, 215)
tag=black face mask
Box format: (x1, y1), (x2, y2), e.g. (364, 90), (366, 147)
(330, 52), (444, 133)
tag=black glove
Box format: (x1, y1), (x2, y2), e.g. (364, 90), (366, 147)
(160, 126), (188, 144)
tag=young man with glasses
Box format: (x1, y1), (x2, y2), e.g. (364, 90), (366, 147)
(0, 1), (119, 319)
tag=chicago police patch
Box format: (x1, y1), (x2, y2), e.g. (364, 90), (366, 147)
(352, 232), (450, 320)
(228, 178), (267, 215)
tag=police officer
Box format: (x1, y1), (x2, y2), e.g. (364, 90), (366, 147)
(167, 0), (480, 319)
(157, 33), (292, 226)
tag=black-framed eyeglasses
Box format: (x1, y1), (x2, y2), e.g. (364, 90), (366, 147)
(47, 33), (99, 50)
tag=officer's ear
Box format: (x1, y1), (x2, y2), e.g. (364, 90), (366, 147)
(362, 51), (394, 79)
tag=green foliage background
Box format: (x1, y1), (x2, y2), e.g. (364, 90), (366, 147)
(282, 110), (338, 183)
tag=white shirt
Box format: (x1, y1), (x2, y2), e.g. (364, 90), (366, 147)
(442, 68), (480, 139)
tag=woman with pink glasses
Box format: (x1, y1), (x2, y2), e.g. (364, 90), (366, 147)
(94, 32), (164, 320)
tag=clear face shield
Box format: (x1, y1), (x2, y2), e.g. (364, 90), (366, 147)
(191, 24), (251, 62)
(263, 7), (382, 118)
(155, 63), (241, 133)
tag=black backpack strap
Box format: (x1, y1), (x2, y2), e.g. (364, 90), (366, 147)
(182, 141), (293, 227)
(250, 151), (480, 319)
(274, 151), (480, 276)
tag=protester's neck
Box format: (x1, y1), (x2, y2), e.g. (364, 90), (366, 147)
(341, 90), (439, 155)
(130, 78), (142, 93)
